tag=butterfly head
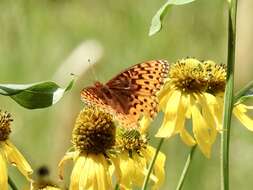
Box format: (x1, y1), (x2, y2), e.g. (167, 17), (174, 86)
(94, 81), (104, 88)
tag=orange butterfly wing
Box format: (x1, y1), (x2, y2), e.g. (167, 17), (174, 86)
(81, 60), (169, 127)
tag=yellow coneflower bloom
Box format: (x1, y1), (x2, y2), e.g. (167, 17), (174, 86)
(157, 58), (253, 158)
(58, 107), (119, 190)
(116, 127), (165, 190)
(0, 110), (33, 190)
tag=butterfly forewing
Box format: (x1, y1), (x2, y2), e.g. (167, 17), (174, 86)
(81, 60), (169, 127)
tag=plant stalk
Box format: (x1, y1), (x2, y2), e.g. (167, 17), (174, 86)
(141, 138), (164, 190)
(175, 146), (196, 190)
(221, 0), (238, 190)
(8, 176), (18, 190)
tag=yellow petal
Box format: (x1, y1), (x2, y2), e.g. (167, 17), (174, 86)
(244, 105), (253, 109)
(198, 93), (218, 144)
(164, 90), (182, 116)
(158, 81), (173, 103)
(213, 95), (224, 131)
(234, 104), (253, 131)
(174, 94), (188, 133)
(76, 154), (112, 190)
(180, 128), (196, 146)
(118, 152), (148, 189)
(190, 99), (212, 158)
(95, 154), (112, 190)
(139, 116), (152, 134)
(58, 151), (76, 180)
(110, 156), (121, 185)
(185, 94), (192, 119)
(118, 153), (134, 189)
(2, 140), (33, 179)
(133, 155), (148, 187)
(70, 155), (86, 190)
(156, 90), (181, 138)
(0, 151), (8, 190)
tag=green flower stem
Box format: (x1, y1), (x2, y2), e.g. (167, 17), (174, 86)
(141, 138), (164, 190)
(114, 183), (120, 190)
(8, 176), (18, 190)
(175, 146), (196, 190)
(221, 0), (238, 190)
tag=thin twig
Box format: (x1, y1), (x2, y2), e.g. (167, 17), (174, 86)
(8, 176), (18, 190)
(141, 138), (164, 190)
(175, 146), (196, 190)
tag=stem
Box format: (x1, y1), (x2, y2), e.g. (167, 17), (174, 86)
(221, 1), (238, 190)
(141, 138), (164, 190)
(234, 80), (253, 103)
(114, 183), (119, 190)
(175, 146), (196, 190)
(8, 176), (18, 190)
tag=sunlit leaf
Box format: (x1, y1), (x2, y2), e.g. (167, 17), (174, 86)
(149, 0), (196, 36)
(0, 79), (74, 109)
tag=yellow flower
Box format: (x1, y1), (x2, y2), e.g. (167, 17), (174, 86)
(0, 110), (33, 190)
(157, 58), (253, 158)
(116, 127), (165, 190)
(58, 107), (119, 190)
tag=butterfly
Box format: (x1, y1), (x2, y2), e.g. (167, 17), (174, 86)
(81, 60), (169, 127)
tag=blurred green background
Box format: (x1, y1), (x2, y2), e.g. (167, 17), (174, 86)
(1, 0), (253, 189)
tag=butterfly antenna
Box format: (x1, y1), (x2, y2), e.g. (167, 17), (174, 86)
(88, 59), (98, 82)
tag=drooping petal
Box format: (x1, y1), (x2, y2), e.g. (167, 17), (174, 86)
(96, 154), (113, 190)
(110, 155), (121, 185)
(117, 153), (133, 189)
(197, 93), (218, 144)
(2, 140), (32, 179)
(158, 81), (173, 104)
(118, 152), (147, 189)
(174, 93), (188, 133)
(131, 154), (146, 187)
(244, 105), (253, 109)
(70, 155), (86, 190)
(234, 104), (253, 131)
(212, 95), (224, 131)
(190, 97), (212, 158)
(58, 151), (76, 180)
(139, 115), (152, 134)
(0, 151), (8, 190)
(75, 154), (112, 190)
(156, 90), (181, 137)
(180, 128), (196, 146)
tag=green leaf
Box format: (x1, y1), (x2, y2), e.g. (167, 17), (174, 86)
(0, 79), (74, 109)
(149, 0), (196, 36)
(238, 94), (253, 103)
(236, 89), (253, 104)
(234, 81), (253, 103)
